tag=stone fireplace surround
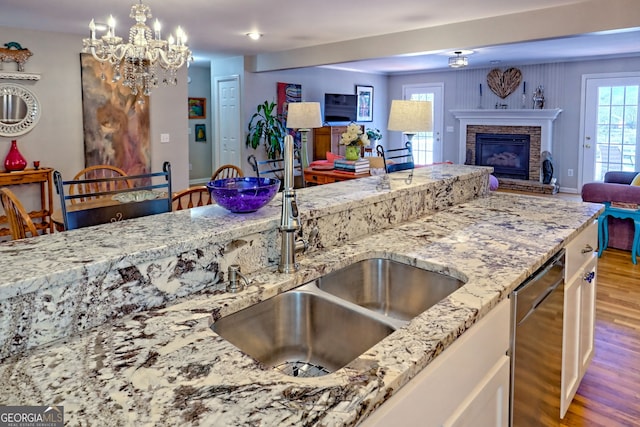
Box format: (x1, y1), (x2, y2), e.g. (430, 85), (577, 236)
(450, 109), (562, 183)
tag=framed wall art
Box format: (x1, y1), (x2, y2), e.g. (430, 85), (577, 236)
(355, 85), (373, 122)
(195, 124), (206, 142)
(188, 97), (206, 119)
(79, 53), (150, 179)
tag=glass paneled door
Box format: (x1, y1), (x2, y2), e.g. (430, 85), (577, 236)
(581, 74), (639, 185)
(403, 84), (443, 165)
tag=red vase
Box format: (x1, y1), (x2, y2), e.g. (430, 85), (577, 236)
(4, 140), (27, 172)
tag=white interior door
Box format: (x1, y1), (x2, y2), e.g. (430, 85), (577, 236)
(214, 75), (242, 170)
(403, 83), (444, 164)
(580, 73), (640, 186)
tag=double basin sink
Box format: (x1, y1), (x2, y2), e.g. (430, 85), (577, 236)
(211, 258), (465, 377)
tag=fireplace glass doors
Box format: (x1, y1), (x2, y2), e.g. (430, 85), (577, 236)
(476, 133), (531, 180)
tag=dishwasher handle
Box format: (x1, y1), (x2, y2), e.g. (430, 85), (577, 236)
(514, 249), (565, 326)
(517, 276), (563, 326)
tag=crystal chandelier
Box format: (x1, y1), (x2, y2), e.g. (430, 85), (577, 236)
(82, 1), (192, 97)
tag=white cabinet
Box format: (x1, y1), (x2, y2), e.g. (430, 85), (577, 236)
(361, 299), (510, 427)
(561, 221), (597, 417)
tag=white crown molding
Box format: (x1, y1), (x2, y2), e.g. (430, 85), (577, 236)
(0, 71), (41, 81)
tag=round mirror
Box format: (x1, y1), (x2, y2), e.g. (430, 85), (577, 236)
(0, 83), (41, 137)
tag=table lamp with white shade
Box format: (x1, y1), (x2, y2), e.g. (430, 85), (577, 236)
(387, 100), (433, 145)
(285, 102), (323, 169)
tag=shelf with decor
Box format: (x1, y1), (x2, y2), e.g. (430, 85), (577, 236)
(0, 71), (41, 81)
(312, 125), (365, 160)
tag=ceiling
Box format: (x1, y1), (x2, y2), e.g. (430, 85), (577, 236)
(0, 0), (638, 74)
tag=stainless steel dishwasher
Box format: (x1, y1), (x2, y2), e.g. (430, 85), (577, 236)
(510, 249), (565, 426)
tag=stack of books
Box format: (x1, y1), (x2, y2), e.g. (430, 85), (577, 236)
(333, 158), (370, 175)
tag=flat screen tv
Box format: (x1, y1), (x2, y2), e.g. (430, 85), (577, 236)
(324, 93), (357, 122)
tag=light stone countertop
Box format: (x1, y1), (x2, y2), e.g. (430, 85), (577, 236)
(0, 166), (602, 426)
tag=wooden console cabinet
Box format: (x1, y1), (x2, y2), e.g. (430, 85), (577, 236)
(0, 168), (54, 237)
(312, 125), (364, 160)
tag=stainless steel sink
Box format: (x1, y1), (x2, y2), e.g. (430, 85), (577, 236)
(211, 289), (396, 377)
(316, 258), (465, 321)
(211, 258), (464, 377)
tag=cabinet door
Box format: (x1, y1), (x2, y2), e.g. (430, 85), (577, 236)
(312, 127), (331, 160)
(360, 300), (509, 427)
(561, 225), (598, 419)
(331, 126), (347, 156)
(444, 356), (510, 427)
(561, 273), (582, 417)
(580, 257), (597, 374)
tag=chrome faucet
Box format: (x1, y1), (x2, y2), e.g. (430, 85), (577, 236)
(278, 135), (315, 273)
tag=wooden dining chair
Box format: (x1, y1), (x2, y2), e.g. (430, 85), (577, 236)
(376, 142), (415, 173)
(54, 162), (172, 230)
(69, 165), (132, 204)
(0, 187), (39, 240)
(211, 164), (244, 181)
(247, 151), (305, 189)
(172, 186), (213, 210)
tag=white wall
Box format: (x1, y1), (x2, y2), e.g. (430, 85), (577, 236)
(187, 64), (212, 182)
(0, 26), (189, 215)
(238, 65), (388, 172)
(389, 56), (640, 191)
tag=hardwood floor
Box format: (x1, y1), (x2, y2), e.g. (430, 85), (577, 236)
(560, 248), (640, 426)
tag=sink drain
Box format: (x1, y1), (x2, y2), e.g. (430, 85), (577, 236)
(274, 361), (331, 378)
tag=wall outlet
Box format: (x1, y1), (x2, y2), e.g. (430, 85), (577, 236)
(160, 133), (170, 143)
(567, 169), (574, 177)
(189, 163), (193, 171)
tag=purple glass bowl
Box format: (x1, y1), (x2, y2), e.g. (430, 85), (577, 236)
(206, 177), (281, 213)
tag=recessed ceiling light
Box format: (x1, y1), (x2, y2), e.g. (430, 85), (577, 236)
(246, 32), (262, 41)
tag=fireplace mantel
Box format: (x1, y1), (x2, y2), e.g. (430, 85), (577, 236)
(450, 109), (562, 121)
(450, 108), (562, 164)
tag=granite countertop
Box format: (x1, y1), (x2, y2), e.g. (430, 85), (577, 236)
(0, 186), (601, 426)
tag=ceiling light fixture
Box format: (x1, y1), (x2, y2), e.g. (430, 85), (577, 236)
(82, 0), (192, 98)
(448, 51), (469, 69)
(246, 32), (262, 41)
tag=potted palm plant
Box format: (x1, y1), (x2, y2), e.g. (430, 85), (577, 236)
(246, 101), (287, 159)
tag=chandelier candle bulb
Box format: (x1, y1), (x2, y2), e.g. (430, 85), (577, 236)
(154, 19), (161, 40)
(108, 15), (115, 37)
(89, 19), (96, 40)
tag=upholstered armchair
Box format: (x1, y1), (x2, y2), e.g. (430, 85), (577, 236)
(582, 171), (640, 251)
